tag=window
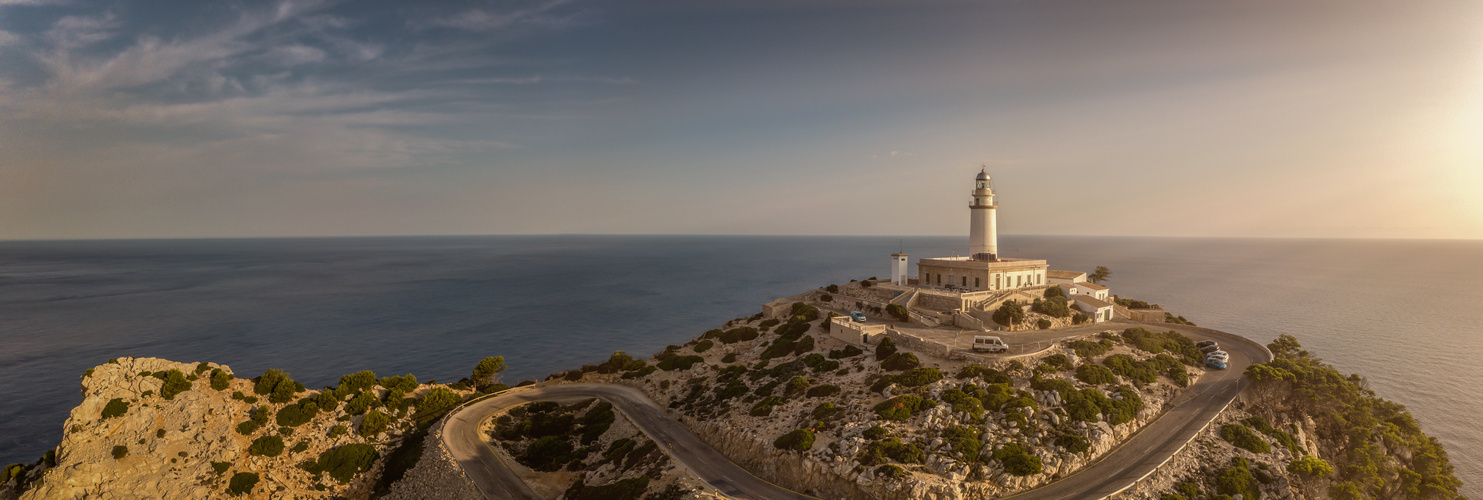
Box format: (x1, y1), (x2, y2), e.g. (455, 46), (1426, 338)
(936, 274), (941, 285)
(961, 276), (967, 287)
(974, 277), (980, 288)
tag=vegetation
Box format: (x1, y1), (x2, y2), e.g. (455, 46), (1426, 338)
(873, 395), (937, 421)
(471, 356), (507, 386)
(692, 339), (714, 353)
(249, 435), (285, 457)
(359, 409), (391, 438)
(885, 303), (909, 321)
(101, 398), (129, 420)
(874, 336), (897, 360)
(812, 402), (840, 419)
(1220, 423), (1271, 453)
(941, 426), (982, 462)
(992, 300), (1025, 326)
(829, 345), (863, 359)
(276, 398), (321, 427)
(1244, 334), (1464, 499)
(1088, 266), (1111, 284)
(111, 445), (128, 460)
(211, 461), (231, 474)
(1214, 457), (1261, 499)
(994, 443), (1042, 476)
(253, 369), (303, 404)
(859, 437), (923, 466)
(1032, 295), (1071, 318)
(237, 405), (271, 435)
(773, 429), (815, 451)
(413, 387), (461, 423)
(1036, 318), (1052, 329)
(1075, 364), (1116, 385)
(718, 327), (759, 344)
(227, 472), (259, 496)
(805, 384), (840, 398)
(1288, 455), (1333, 477)
(564, 477), (649, 500)
(301, 444), (379, 483)
(159, 369), (192, 400)
(1055, 433), (1091, 454)
(1120, 328), (1201, 364)
(880, 352), (920, 371)
(1067, 338), (1113, 358)
(210, 369), (232, 391)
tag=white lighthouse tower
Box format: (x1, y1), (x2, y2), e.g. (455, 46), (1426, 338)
(968, 168), (998, 261)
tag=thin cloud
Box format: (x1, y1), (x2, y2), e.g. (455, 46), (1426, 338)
(430, 0), (586, 32)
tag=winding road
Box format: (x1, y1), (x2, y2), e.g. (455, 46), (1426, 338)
(442, 322), (1270, 499)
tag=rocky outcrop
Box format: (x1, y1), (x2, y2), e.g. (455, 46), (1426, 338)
(381, 423), (481, 500)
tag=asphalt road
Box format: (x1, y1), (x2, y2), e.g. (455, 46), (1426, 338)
(441, 384), (817, 500)
(444, 323), (1269, 500)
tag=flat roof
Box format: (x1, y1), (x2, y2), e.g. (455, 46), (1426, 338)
(1074, 282), (1108, 290)
(1047, 270), (1085, 279)
(1074, 295), (1114, 308)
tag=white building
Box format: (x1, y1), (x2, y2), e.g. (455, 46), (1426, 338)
(915, 169), (1048, 292)
(1074, 295), (1115, 323)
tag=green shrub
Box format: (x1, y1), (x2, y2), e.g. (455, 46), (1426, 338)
(1055, 433), (1091, 453)
(344, 392), (377, 416)
(885, 303), (909, 321)
(773, 429), (815, 451)
(276, 400), (319, 427)
(692, 340), (714, 353)
(657, 355), (704, 371)
(359, 409), (391, 438)
(749, 396), (785, 417)
(894, 367), (942, 387)
(1288, 456), (1332, 477)
(793, 335), (815, 354)
(880, 352), (921, 371)
(302, 444), (379, 483)
(858, 437), (923, 465)
(873, 395), (936, 421)
(790, 302), (820, 321)
(379, 374), (419, 393)
(941, 426), (982, 462)
(328, 425), (347, 438)
(1072, 313), (1088, 324)
(784, 376), (810, 397)
(210, 369), (232, 391)
(829, 345), (864, 359)
(292, 440), (309, 453)
(1067, 339), (1113, 359)
(806, 384), (841, 398)
(227, 472), (258, 496)
(414, 387), (461, 422)
(565, 477), (650, 500)
(337, 370), (377, 394)
(254, 368), (288, 396)
(812, 402), (840, 419)
(1041, 354), (1073, 371)
(471, 356), (507, 384)
(210, 461), (231, 474)
(957, 364), (1011, 384)
(521, 435), (575, 471)
(1220, 424), (1270, 453)
(1215, 457), (1261, 499)
(718, 327), (759, 344)
(159, 369), (192, 400)
(994, 443), (1042, 476)
(112, 445), (128, 459)
(863, 426), (888, 440)
(1076, 364), (1116, 385)
(714, 380), (748, 401)
(875, 336), (897, 360)
(992, 300), (1025, 326)
(101, 398), (129, 420)
(249, 436), (285, 457)
(1036, 318), (1053, 329)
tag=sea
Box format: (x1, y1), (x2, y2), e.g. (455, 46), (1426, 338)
(0, 235), (1478, 495)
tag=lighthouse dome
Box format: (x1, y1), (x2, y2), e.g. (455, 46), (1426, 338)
(976, 169), (989, 181)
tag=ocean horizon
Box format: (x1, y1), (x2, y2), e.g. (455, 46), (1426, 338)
(1, 235), (1478, 495)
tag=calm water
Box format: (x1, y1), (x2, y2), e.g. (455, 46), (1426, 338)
(0, 236), (1478, 495)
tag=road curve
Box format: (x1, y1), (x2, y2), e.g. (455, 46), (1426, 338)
(442, 383), (817, 500)
(444, 324), (1268, 500)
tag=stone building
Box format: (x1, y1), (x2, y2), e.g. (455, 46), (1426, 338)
(914, 168), (1048, 292)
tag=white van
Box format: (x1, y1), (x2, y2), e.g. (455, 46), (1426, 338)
(972, 336), (1008, 353)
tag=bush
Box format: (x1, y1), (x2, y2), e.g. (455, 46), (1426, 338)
(210, 369), (232, 391)
(521, 435), (575, 471)
(1067, 339), (1113, 359)
(211, 461), (231, 474)
(329, 425), (347, 438)
(1220, 424), (1270, 453)
(784, 376), (811, 397)
(344, 392), (377, 416)
(101, 398), (129, 420)
(414, 387), (462, 422)
(873, 395), (936, 421)
(812, 403), (840, 419)
(880, 352), (921, 371)
(994, 443), (1042, 476)
(1032, 295), (1071, 318)
(302, 444), (379, 483)
(1076, 364), (1116, 385)
(379, 374), (419, 393)
(227, 472), (259, 496)
(875, 336), (897, 360)
(1036, 318), (1052, 329)
(806, 385), (841, 398)
(793, 335), (815, 355)
(359, 409), (391, 438)
(249, 436), (285, 457)
(565, 477), (650, 500)
(895, 367), (942, 387)
(276, 400), (319, 427)
(1055, 433), (1091, 453)
(719, 327), (759, 344)
(471, 356), (507, 384)
(773, 429), (815, 451)
(160, 369), (192, 400)
(1072, 313), (1088, 324)
(714, 380), (748, 401)
(657, 355), (704, 371)
(1041, 354), (1073, 371)
(859, 437), (923, 465)
(692, 340), (714, 353)
(790, 302), (820, 321)
(749, 396), (785, 417)
(957, 365), (1011, 384)
(254, 368), (289, 395)
(112, 445), (128, 460)
(876, 464), (907, 479)
(992, 300), (1025, 326)
(829, 345), (864, 359)
(885, 303), (909, 321)
(1288, 456), (1332, 477)
(1215, 457), (1261, 499)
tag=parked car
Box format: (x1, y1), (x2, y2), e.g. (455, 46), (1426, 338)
(1195, 340), (1218, 349)
(1205, 358), (1227, 370)
(850, 311), (867, 322)
(972, 336), (1009, 353)
(1200, 343), (1222, 353)
(1206, 350), (1230, 362)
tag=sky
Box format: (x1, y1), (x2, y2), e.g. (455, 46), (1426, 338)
(1, 0), (1480, 240)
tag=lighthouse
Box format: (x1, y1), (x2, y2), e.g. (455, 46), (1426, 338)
(969, 168), (998, 261)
